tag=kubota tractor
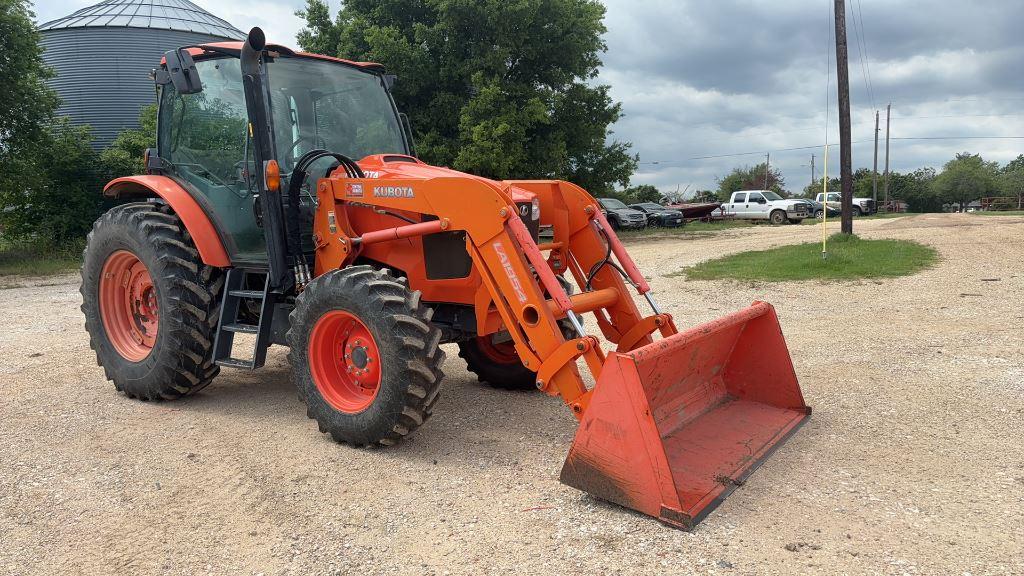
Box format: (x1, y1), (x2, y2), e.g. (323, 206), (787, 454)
(80, 28), (809, 530)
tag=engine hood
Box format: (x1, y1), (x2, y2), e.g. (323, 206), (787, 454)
(352, 154), (536, 203)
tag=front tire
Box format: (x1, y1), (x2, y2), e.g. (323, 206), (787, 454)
(80, 201), (223, 400)
(458, 336), (536, 390)
(287, 266), (444, 446)
(853, 206), (863, 217)
(769, 210), (786, 225)
(814, 209), (824, 219)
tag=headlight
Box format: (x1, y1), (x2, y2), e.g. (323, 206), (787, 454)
(531, 198), (541, 220)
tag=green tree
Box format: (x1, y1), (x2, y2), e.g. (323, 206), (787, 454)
(932, 152), (1000, 211)
(997, 154), (1024, 210)
(296, 0), (636, 195)
(716, 162), (785, 200)
(691, 189), (719, 203)
(802, 176), (840, 199)
(0, 119), (108, 241)
(0, 0), (60, 160)
(891, 168), (942, 212)
(620, 184), (662, 203)
(100, 105), (157, 178)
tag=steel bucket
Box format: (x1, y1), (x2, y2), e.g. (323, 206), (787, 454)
(560, 301), (810, 529)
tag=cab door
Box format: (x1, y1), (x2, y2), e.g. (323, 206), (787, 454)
(158, 57), (267, 265)
(746, 192), (769, 218)
(728, 193), (747, 216)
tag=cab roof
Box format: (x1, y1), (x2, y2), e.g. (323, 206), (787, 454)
(160, 41), (385, 73)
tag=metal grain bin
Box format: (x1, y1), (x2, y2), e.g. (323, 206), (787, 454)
(39, 0), (245, 149)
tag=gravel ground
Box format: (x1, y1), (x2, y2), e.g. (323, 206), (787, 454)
(1, 213), (1021, 575)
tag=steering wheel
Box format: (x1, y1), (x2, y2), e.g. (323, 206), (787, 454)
(284, 136), (327, 170)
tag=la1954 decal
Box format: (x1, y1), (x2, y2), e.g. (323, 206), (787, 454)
(373, 186), (415, 198)
(493, 241), (527, 303)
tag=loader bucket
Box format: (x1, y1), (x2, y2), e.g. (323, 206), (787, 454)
(560, 301), (809, 530)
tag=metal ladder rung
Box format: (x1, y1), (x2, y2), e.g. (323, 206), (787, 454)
(215, 358), (256, 370)
(223, 323), (258, 334)
(229, 289), (265, 299)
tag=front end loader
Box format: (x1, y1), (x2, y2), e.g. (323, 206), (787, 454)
(80, 28), (809, 529)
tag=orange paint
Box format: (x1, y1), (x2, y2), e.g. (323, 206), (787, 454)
(104, 176), (230, 267)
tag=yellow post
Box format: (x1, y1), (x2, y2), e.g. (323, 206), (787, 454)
(821, 144), (829, 259)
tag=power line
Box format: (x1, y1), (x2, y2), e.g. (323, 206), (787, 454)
(853, 0), (876, 109)
(848, 0), (875, 110)
(634, 136), (1019, 166)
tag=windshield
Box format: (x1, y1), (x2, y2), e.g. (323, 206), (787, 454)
(267, 57), (406, 168)
(639, 203), (662, 210)
(601, 198), (628, 209)
(762, 191), (783, 201)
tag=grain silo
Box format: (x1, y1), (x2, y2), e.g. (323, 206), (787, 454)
(38, 0), (246, 149)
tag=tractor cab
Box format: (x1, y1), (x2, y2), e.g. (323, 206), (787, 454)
(152, 42), (413, 265)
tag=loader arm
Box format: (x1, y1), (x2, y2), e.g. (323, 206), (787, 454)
(312, 174), (668, 413)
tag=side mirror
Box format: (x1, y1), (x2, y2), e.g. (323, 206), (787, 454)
(399, 112), (417, 157)
(383, 74), (397, 90)
(161, 48), (202, 94)
(757, 197), (767, 204)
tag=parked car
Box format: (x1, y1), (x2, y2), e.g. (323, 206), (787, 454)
(815, 192), (877, 216)
(629, 202), (685, 227)
(721, 190), (811, 224)
(598, 198), (648, 229)
(805, 198), (841, 219)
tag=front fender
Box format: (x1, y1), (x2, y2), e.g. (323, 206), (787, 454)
(104, 175), (230, 267)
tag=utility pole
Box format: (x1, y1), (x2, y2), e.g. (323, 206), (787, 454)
(872, 110), (879, 206)
(765, 152), (771, 190)
(811, 154), (816, 187)
(834, 0), (854, 234)
(883, 103), (891, 211)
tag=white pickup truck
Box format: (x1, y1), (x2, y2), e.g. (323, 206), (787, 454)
(721, 190), (812, 225)
(815, 192), (877, 216)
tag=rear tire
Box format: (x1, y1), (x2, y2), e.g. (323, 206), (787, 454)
(769, 210), (786, 225)
(287, 266), (445, 447)
(458, 336), (536, 391)
(80, 201), (223, 400)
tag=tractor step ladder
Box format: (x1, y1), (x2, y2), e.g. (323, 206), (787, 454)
(213, 268), (276, 370)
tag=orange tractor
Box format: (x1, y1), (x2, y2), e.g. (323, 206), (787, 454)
(81, 28), (809, 529)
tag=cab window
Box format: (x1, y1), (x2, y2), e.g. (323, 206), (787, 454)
(158, 57), (265, 262)
(733, 193), (746, 202)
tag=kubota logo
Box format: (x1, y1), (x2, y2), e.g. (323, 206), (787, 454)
(493, 241), (527, 303)
(373, 185), (415, 198)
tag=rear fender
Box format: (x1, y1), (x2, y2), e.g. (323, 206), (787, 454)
(104, 175), (230, 267)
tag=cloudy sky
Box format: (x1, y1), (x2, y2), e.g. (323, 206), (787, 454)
(34, 0), (1024, 195)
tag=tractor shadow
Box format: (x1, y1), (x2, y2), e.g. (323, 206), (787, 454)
(175, 345), (577, 472)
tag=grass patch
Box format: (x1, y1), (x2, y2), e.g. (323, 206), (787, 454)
(675, 233), (937, 282)
(617, 219), (752, 239)
(969, 210), (1024, 216)
(0, 237), (84, 277)
(800, 212), (917, 224)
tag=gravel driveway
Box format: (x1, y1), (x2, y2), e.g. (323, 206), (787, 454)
(1, 213), (1021, 575)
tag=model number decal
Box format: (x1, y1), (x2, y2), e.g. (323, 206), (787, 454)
(346, 183), (363, 197)
(373, 185), (415, 198)
(493, 241), (527, 303)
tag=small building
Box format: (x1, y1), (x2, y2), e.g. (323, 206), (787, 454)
(38, 0), (245, 149)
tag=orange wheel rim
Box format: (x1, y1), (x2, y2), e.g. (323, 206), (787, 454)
(308, 310), (382, 413)
(99, 250), (158, 362)
(476, 335), (519, 365)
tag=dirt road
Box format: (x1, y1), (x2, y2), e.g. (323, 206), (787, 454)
(1, 213), (1022, 575)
